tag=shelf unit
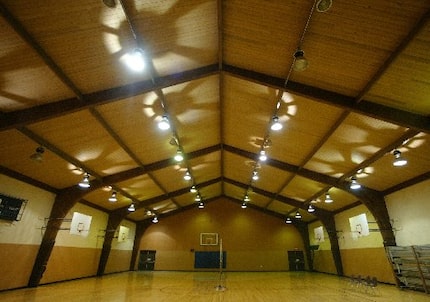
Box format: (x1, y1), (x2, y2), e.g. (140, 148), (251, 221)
(386, 245), (430, 294)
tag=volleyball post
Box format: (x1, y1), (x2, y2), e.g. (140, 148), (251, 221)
(215, 238), (226, 291)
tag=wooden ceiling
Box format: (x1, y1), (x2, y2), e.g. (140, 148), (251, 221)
(1, 0), (430, 223)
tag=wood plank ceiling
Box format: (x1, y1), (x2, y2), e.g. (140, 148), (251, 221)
(0, 0), (429, 223)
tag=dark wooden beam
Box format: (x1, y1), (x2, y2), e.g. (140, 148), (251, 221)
(222, 64), (430, 133)
(97, 208), (130, 276)
(383, 171), (430, 196)
(0, 64), (218, 131)
(28, 180), (104, 287)
(129, 221), (152, 271)
(0, 2), (83, 100)
(0, 165), (58, 194)
(319, 215), (344, 276)
(223, 144), (397, 246)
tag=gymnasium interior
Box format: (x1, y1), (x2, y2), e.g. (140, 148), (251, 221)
(0, 0), (429, 300)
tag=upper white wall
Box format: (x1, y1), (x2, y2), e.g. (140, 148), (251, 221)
(0, 174), (55, 245)
(386, 179), (430, 246)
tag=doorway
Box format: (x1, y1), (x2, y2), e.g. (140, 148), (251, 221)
(138, 250), (156, 271)
(288, 250), (305, 271)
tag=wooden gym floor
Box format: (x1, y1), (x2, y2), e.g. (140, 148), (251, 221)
(0, 271), (428, 302)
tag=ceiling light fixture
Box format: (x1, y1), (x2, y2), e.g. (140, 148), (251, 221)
(198, 202), (205, 209)
(307, 204), (315, 213)
(78, 172), (91, 188)
(184, 171), (192, 181)
(195, 194), (201, 202)
(316, 0), (332, 12)
(152, 216), (158, 224)
(244, 195), (250, 202)
(270, 116), (283, 131)
(295, 211), (302, 219)
(325, 192), (333, 203)
(350, 176), (361, 190)
(30, 146), (45, 163)
(293, 49), (308, 71)
(190, 185), (197, 193)
(259, 150), (267, 161)
(128, 203), (136, 212)
(108, 191), (118, 202)
(252, 171), (259, 181)
(124, 48), (145, 72)
(393, 149), (407, 167)
(174, 149), (184, 162)
(158, 115), (170, 130)
(285, 217), (292, 224)
(241, 202), (247, 209)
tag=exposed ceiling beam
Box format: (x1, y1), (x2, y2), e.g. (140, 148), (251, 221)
(223, 64), (430, 132)
(0, 64), (218, 131)
(0, 2), (83, 100)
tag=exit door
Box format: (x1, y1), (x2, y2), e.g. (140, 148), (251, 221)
(288, 250), (305, 271)
(138, 250), (156, 271)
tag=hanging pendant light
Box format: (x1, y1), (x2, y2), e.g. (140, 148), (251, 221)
(174, 149), (184, 162)
(158, 115), (170, 130)
(270, 116), (283, 131)
(295, 211), (302, 219)
(293, 49), (309, 71)
(324, 192), (333, 203)
(350, 176), (361, 190)
(108, 191), (118, 202)
(128, 203), (136, 212)
(78, 172), (91, 188)
(393, 149), (407, 167)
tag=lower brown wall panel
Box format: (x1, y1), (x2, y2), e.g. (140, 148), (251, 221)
(105, 249), (132, 274)
(341, 247), (396, 284)
(313, 250), (337, 274)
(0, 243), (39, 290)
(40, 246), (101, 284)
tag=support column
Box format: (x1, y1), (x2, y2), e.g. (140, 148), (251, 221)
(320, 215), (343, 276)
(129, 221), (152, 271)
(97, 209), (129, 276)
(294, 222), (313, 271)
(28, 183), (102, 287)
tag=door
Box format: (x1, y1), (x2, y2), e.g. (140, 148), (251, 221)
(288, 250), (305, 271)
(138, 250), (156, 271)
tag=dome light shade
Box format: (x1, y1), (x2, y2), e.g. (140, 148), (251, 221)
(124, 48), (145, 72)
(78, 173), (91, 188)
(259, 150), (267, 161)
(325, 192), (333, 203)
(270, 116), (283, 131)
(350, 176), (361, 190)
(285, 217), (292, 224)
(108, 191), (117, 202)
(293, 49), (308, 71)
(198, 202), (204, 209)
(174, 150), (184, 162)
(158, 115), (170, 130)
(307, 205), (315, 213)
(393, 150), (407, 167)
(295, 211), (302, 219)
(128, 203), (136, 212)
